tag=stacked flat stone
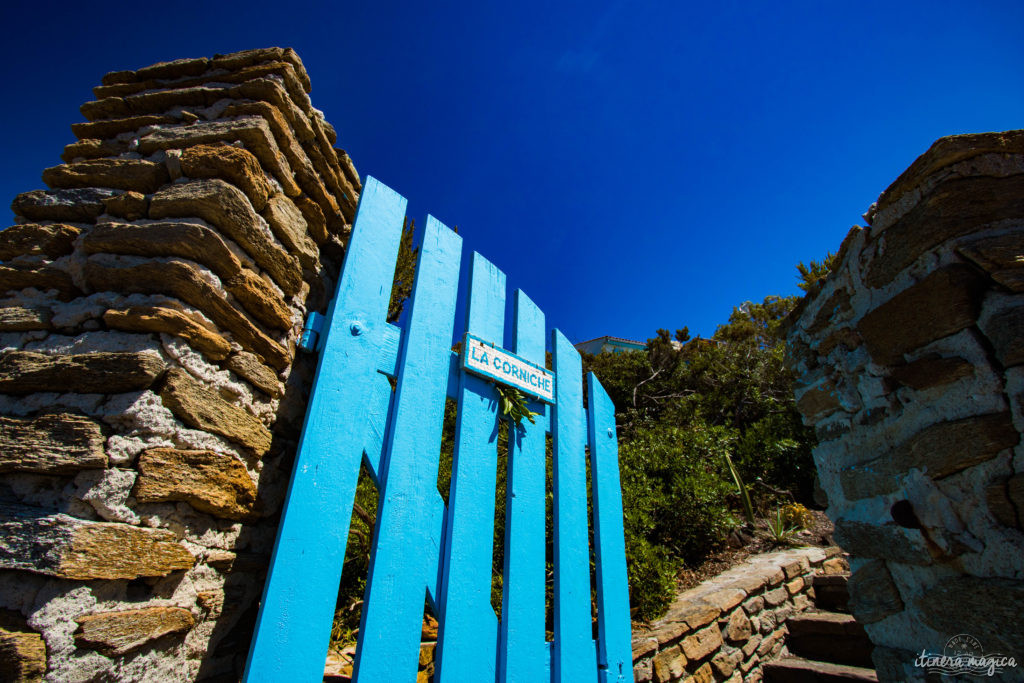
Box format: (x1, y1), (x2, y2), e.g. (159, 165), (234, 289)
(0, 48), (360, 681)
(786, 131), (1024, 681)
(631, 547), (844, 683)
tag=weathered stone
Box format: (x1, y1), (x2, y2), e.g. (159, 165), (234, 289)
(75, 606), (195, 656)
(294, 195), (329, 244)
(724, 609), (752, 642)
(0, 413), (106, 474)
(701, 588), (746, 613)
(223, 268), (293, 331)
(785, 577), (805, 595)
(62, 138), (130, 162)
(821, 557), (848, 574)
(336, 148), (362, 192)
(0, 351), (164, 394)
(739, 653), (759, 674)
(807, 288), (853, 336)
(0, 306), (52, 332)
(212, 47), (311, 91)
(70, 114), (179, 140)
(0, 263), (78, 300)
(674, 599), (721, 630)
(888, 354), (973, 390)
(149, 179), (301, 295)
(980, 301), (1024, 368)
(85, 257), (290, 369)
(84, 221), (243, 280)
(0, 223), (80, 260)
(711, 649), (742, 678)
(681, 625), (723, 662)
(781, 557), (810, 580)
(179, 143), (272, 210)
(858, 265), (986, 365)
(135, 56), (211, 81)
(796, 381), (841, 420)
(846, 560), (903, 624)
(133, 448), (257, 520)
(138, 116), (301, 197)
(261, 194), (319, 270)
(102, 190), (148, 220)
(685, 661), (714, 683)
(817, 326), (861, 357)
(986, 474), (1023, 529)
(42, 159), (169, 194)
(833, 520), (932, 565)
(104, 306), (231, 361)
(226, 351), (282, 397)
(653, 644), (686, 683)
(203, 549), (267, 574)
(0, 502), (194, 579)
(762, 587), (788, 608)
(742, 596), (764, 615)
(916, 576), (1024, 654)
(958, 231), (1024, 292)
(757, 629), (783, 657)
(842, 412), (1019, 499)
(867, 174), (1024, 288)
(11, 187), (120, 222)
(158, 368), (272, 455)
(0, 614), (46, 683)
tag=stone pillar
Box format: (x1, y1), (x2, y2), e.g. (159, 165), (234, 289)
(786, 131), (1024, 681)
(0, 48), (361, 681)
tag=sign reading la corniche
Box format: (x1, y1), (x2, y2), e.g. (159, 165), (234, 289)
(462, 333), (555, 404)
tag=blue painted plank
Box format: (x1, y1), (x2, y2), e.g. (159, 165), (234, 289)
(435, 253), (505, 683)
(498, 290), (549, 683)
(587, 374), (633, 683)
(552, 331), (597, 683)
(245, 177), (407, 682)
(353, 216), (463, 682)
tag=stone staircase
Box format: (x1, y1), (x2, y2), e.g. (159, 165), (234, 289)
(763, 571), (878, 682)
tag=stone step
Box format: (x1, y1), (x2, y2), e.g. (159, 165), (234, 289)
(785, 611), (874, 668)
(812, 573), (850, 612)
(763, 656), (878, 683)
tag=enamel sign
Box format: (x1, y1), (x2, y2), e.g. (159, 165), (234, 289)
(461, 333), (555, 404)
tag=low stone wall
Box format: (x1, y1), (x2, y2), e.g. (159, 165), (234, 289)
(631, 546), (845, 683)
(786, 130), (1024, 681)
(0, 48), (359, 681)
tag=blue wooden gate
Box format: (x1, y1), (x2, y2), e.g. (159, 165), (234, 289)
(244, 178), (633, 682)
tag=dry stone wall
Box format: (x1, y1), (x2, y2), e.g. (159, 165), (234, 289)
(631, 546), (845, 683)
(0, 48), (361, 681)
(786, 130), (1024, 681)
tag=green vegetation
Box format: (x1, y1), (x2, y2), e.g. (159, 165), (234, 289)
(582, 294), (817, 620)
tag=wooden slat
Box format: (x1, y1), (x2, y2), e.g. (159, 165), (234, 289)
(435, 253), (505, 682)
(587, 374), (632, 682)
(498, 290), (549, 683)
(552, 330), (597, 683)
(244, 177), (407, 683)
(353, 216), (463, 682)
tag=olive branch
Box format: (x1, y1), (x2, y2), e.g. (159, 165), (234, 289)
(494, 384), (540, 426)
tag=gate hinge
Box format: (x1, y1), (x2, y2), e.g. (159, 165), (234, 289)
(299, 311), (326, 352)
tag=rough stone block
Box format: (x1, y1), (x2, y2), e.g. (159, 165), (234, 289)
(0, 617), (46, 683)
(866, 174), (1024, 288)
(742, 595), (764, 615)
(226, 351), (282, 397)
(986, 473), (1023, 529)
(133, 448), (257, 520)
(102, 190), (149, 220)
(0, 263), (79, 300)
(724, 609), (752, 642)
(887, 354), (973, 390)
(653, 644), (686, 683)
(158, 368), (272, 455)
(42, 159), (169, 194)
(0, 502), (194, 579)
(701, 587), (745, 613)
(149, 179), (301, 295)
(85, 257), (290, 369)
(846, 560), (903, 624)
(294, 195), (329, 244)
(0, 350), (165, 394)
(858, 264), (986, 365)
(261, 194), (319, 270)
(821, 556), (848, 574)
(0, 223), (80, 260)
(785, 577), (804, 595)
(11, 187), (121, 222)
(958, 230), (1024, 292)
(223, 268), (294, 331)
(681, 625), (723, 663)
(70, 114), (179, 141)
(104, 306), (231, 361)
(763, 587), (788, 608)
(62, 138), (131, 162)
(83, 221), (243, 281)
(180, 143), (272, 211)
(684, 661), (713, 683)
(0, 413), (106, 474)
(0, 306), (52, 332)
(916, 576), (1024, 654)
(75, 606), (195, 656)
(833, 520), (933, 565)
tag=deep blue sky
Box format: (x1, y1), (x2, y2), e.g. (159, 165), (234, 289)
(1, 2), (1021, 345)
